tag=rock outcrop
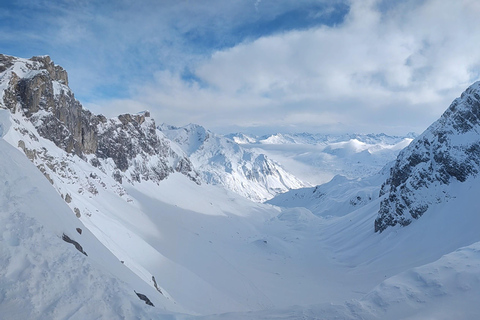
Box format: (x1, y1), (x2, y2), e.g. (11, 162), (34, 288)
(375, 81), (480, 232)
(97, 112), (199, 184)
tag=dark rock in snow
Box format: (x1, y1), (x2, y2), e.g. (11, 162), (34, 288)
(62, 233), (87, 256)
(152, 276), (163, 295)
(134, 290), (154, 307)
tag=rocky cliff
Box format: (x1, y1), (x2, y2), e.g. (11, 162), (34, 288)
(0, 54), (199, 185)
(375, 81), (480, 232)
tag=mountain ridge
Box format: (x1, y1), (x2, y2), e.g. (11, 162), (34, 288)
(375, 81), (480, 232)
(0, 54), (200, 186)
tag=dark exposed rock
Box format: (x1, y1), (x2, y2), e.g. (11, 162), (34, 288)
(17, 140), (36, 160)
(375, 82), (480, 232)
(36, 164), (54, 184)
(96, 113), (200, 184)
(4, 55), (99, 156)
(0, 54), (14, 73)
(152, 276), (163, 295)
(62, 233), (87, 256)
(134, 291), (154, 307)
(31, 55), (68, 85)
(76, 228), (82, 234)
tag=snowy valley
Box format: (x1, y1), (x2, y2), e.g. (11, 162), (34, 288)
(1, 54), (480, 320)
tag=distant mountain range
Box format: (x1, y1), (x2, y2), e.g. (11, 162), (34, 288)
(226, 131), (415, 186)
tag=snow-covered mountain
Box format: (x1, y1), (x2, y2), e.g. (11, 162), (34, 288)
(2, 54), (480, 319)
(227, 131), (414, 186)
(228, 132), (416, 146)
(159, 123), (305, 202)
(375, 81), (480, 232)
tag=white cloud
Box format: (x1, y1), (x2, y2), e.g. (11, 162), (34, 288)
(96, 0), (480, 135)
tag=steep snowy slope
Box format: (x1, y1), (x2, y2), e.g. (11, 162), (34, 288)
(0, 105), (207, 314)
(228, 132), (413, 185)
(160, 124), (305, 201)
(376, 81), (480, 232)
(0, 132), (182, 319)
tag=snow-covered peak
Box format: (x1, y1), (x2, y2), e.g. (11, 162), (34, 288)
(160, 124), (306, 202)
(259, 133), (297, 144)
(229, 132), (416, 146)
(225, 132), (258, 144)
(162, 123), (210, 155)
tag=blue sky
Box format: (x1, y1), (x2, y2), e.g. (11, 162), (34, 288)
(2, 0), (480, 135)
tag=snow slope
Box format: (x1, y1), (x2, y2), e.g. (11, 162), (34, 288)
(267, 168), (389, 218)
(0, 135), (181, 319)
(191, 170), (480, 319)
(194, 241), (480, 320)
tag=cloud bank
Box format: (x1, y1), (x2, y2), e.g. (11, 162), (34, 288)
(3, 0), (480, 135)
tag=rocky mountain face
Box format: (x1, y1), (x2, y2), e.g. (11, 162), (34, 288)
(375, 81), (480, 232)
(159, 123), (305, 202)
(0, 54), (199, 185)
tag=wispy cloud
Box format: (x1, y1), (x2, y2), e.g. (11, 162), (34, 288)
(109, 0), (480, 135)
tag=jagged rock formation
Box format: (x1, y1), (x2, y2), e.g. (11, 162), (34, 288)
(375, 81), (480, 232)
(0, 54), (199, 185)
(96, 112), (198, 183)
(1, 54), (97, 155)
